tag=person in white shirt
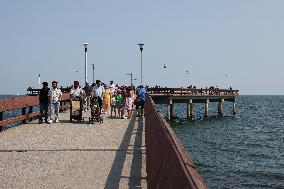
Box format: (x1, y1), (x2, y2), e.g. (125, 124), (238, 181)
(48, 81), (62, 123)
(70, 81), (83, 99)
(109, 81), (116, 95)
(92, 80), (104, 111)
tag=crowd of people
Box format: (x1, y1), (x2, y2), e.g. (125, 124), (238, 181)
(38, 80), (146, 124)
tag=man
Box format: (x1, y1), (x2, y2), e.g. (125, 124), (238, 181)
(70, 81), (83, 98)
(109, 80), (116, 95)
(136, 85), (146, 117)
(83, 82), (92, 110)
(92, 80), (104, 111)
(48, 81), (62, 123)
(38, 82), (49, 124)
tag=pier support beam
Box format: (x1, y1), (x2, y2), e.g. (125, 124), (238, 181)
(233, 101), (236, 114)
(187, 99), (193, 120)
(218, 98), (224, 116)
(167, 99), (173, 121)
(204, 99), (209, 118)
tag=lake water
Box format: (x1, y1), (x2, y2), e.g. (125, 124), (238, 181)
(156, 96), (284, 189)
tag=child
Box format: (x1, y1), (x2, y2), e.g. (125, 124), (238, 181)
(115, 89), (123, 118)
(124, 92), (134, 119)
(110, 94), (116, 117)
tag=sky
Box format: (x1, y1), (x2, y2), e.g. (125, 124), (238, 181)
(0, 0), (284, 95)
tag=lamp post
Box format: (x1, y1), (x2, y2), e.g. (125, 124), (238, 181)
(84, 43), (88, 86)
(38, 74), (41, 88)
(138, 43), (144, 85)
(92, 64), (94, 84)
(126, 73), (133, 88)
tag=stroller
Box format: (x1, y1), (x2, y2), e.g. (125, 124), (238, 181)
(70, 96), (84, 122)
(89, 96), (103, 124)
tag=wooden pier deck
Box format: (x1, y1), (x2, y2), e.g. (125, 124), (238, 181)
(0, 111), (147, 189)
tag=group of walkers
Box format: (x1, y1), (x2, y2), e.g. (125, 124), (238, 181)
(38, 80), (146, 124)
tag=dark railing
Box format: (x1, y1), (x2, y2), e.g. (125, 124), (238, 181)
(145, 96), (207, 189)
(0, 93), (70, 130)
(147, 87), (239, 96)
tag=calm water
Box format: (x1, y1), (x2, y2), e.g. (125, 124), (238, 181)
(157, 96), (284, 189)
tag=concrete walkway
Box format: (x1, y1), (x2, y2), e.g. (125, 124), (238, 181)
(0, 111), (147, 189)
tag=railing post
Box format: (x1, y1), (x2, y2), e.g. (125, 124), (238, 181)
(60, 100), (63, 112)
(28, 106), (33, 121)
(22, 107), (27, 124)
(0, 111), (3, 131)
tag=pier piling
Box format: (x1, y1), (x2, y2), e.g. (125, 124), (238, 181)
(233, 101), (236, 114)
(187, 99), (193, 120)
(204, 99), (209, 118)
(218, 98), (224, 116)
(167, 99), (173, 120)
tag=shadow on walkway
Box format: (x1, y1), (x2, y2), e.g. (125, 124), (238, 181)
(104, 116), (145, 189)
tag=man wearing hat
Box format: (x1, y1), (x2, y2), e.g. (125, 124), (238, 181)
(38, 82), (49, 124)
(48, 81), (62, 123)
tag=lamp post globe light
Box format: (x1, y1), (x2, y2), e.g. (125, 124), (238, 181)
(138, 43), (144, 85)
(84, 43), (88, 86)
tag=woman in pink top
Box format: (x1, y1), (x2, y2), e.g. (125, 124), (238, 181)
(124, 92), (133, 119)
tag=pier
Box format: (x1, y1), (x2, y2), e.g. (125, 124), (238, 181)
(148, 88), (239, 120)
(0, 111), (147, 188)
(0, 88), (241, 188)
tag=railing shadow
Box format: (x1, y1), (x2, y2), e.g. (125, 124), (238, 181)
(104, 115), (144, 189)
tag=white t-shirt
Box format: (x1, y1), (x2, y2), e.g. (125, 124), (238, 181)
(110, 84), (116, 94)
(70, 87), (82, 97)
(48, 88), (62, 103)
(92, 85), (104, 98)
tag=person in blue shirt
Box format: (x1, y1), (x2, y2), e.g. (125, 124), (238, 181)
(135, 85), (146, 117)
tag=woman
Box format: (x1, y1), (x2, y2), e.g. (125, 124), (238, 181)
(102, 86), (111, 113)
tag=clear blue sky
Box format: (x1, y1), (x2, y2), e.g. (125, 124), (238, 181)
(0, 0), (283, 95)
